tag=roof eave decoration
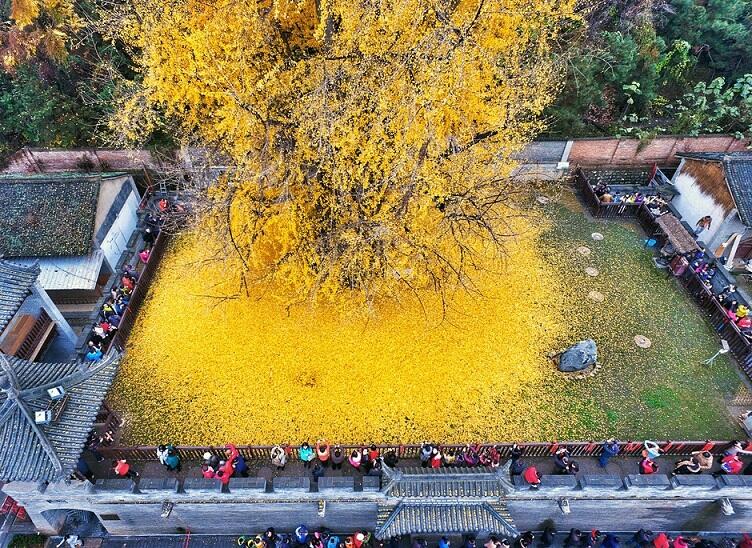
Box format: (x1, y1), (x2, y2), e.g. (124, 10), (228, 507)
(382, 463), (514, 498)
(375, 502), (519, 539)
(0, 350), (121, 483)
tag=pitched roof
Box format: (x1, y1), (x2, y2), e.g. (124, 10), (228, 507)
(581, 167), (654, 186)
(0, 175), (100, 257)
(11, 251), (105, 291)
(381, 465), (513, 498)
(677, 152), (752, 225)
(376, 502), (518, 539)
(512, 141), (567, 163)
(0, 260), (40, 334)
(0, 351), (120, 482)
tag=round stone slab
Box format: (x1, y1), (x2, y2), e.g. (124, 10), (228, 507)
(536, 195), (551, 205)
(591, 232), (604, 241)
(577, 246), (591, 256)
(588, 290), (604, 302)
(585, 267), (599, 277)
(634, 335), (652, 348)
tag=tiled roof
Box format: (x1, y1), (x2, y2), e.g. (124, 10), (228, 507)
(581, 167), (653, 186)
(678, 152), (752, 225)
(382, 465), (513, 498)
(512, 141), (567, 163)
(0, 260), (40, 334)
(0, 176), (100, 257)
(0, 351), (120, 482)
(376, 502), (517, 539)
(11, 251), (104, 291)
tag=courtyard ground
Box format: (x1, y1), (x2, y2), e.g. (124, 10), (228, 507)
(109, 188), (746, 445)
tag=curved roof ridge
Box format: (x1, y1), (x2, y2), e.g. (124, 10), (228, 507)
(0, 350), (121, 482)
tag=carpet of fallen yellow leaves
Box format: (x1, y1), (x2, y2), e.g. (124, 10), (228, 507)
(111, 210), (576, 444)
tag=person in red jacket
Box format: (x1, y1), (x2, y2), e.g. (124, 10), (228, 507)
(713, 454), (743, 476)
(672, 536), (688, 548)
(523, 465), (541, 489)
(215, 444), (239, 485)
(112, 459), (138, 480)
(653, 533), (670, 548)
(640, 457), (658, 475)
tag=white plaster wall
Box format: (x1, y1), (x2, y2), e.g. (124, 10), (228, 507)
(671, 171), (730, 244)
(100, 191), (139, 270)
(93, 175), (131, 233)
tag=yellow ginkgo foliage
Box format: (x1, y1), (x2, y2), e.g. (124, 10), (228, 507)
(111, 212), (572, 445)
(3, 0), (80, 69)
(113, 0), (578, 304)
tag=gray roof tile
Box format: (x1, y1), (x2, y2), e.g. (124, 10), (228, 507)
(0, 260), (40, 334)
(376, 502), (517, 539)
(0, 176), (100, 257)
(0, 351), (120, 482)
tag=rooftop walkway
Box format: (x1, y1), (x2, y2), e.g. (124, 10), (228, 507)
(82, 451), (751, 487)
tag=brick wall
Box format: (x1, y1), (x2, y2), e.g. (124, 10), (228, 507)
(569, 136), (750, 167)
(3, 147), (169, 174)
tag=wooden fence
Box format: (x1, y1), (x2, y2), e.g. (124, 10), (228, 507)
(679, 269), (752, 376)
(575, 167), (661, 233)
(99, 440), (742, 462)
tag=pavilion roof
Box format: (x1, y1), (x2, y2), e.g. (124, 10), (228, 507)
(0, 351), (120, 482)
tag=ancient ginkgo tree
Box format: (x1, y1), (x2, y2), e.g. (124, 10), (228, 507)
(112, 0), (577, 304)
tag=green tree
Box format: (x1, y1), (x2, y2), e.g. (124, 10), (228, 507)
(0, 64), (87, 154)
(660, 0), (752, 80)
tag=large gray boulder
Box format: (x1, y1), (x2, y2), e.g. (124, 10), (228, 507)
(558, 339), (598, 372)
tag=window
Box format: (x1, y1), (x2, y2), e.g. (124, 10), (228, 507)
(99, 514), (120, 521)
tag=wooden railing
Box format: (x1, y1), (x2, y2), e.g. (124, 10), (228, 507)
(106, 231), (168, 353)
(679, 269), (752, 376)
(575, 167), (659, 223)
(98, 440), (739, 462)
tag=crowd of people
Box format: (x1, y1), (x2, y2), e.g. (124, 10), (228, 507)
(283, 441), (396, 481)
(102, 438), (752, 486)
(232, 527), (752, 548)
(237, 526), (374, 548)
(512, 439), (752, 489)
(84, 213), (162, 361)
(55, 528), (752, 548)
(683, 249), (752, 337)
(200, 443), (250, 484)
(591, 182), (670, 217)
